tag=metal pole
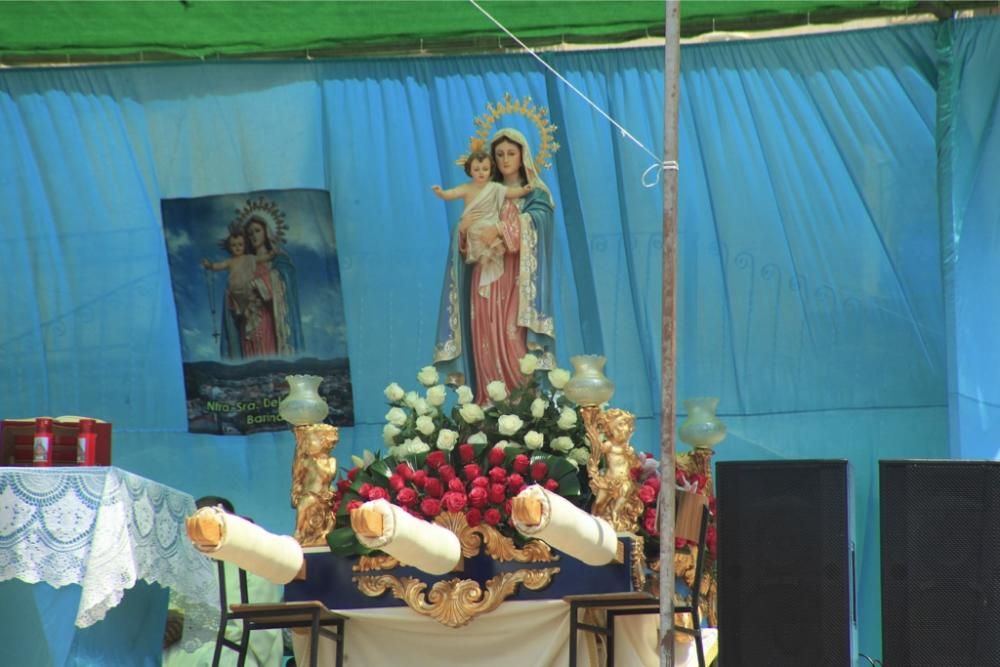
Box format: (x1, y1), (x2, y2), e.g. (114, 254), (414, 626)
(659, 1), (681, 666)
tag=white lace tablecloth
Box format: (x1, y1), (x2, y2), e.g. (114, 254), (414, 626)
(0, 467), (220, 651)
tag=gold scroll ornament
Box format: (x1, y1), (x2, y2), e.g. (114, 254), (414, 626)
(350, 510), (560, 628)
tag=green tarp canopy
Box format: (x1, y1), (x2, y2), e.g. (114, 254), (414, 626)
(0, 1), (978, 63)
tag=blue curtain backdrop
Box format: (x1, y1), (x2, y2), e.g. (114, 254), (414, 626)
(3, 17), (1000, 658)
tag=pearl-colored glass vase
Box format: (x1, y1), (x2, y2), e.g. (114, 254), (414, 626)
(278, 375), (329, 426)
(678, 397), (726, 450)
(563, 355), (615, 407)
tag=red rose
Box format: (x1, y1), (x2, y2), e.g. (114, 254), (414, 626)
(463, 464), (481, 481)
(471, 476), (489, 488)
(487, 446), (506, 467)
(358, 483), (373, 499)
(530, 461), (548, 481)
(503, 498), (512, 518)
(424, 478), (444, 498)
(692, 474), (707, 492)
(396, 487), (418, 506)
(638, 484), (656, 504)
(336, 479), (352, 493)
(368, 487), (390, 501)
(630, 466), (641, 481)
(644, 507), (657, 521)
(396, 463), (415, 480)
(644, 475), (661, 492)
(544, 478), (560, 492)
(331, 499), (341, 514)
(442, 491), (467, 513)
(488, 466), (507, 483)
(484, 508), (502, 526)
(706, 525), (718, 559)
(388, 474), (406, 491)
(405, 507), (424, 520)
(458, 443), (475, 463)
(468, 486), (489, 508)
(512, 454), (530, 474)
(506, 473), (525, 492)
(438, 465), (457, 482)
(448, 478), (466, 493)
(347, 500), (363, 512)
(411, 470), (428, 488)
(646, 516), (660, 537)
(426, 451), (447, 469)
(466, 508), (482, 527)
(347, 468), (359, 481)
(488, 483), (506, 504)
(708, 496), (717, 516)
(420, 498), (442, 517)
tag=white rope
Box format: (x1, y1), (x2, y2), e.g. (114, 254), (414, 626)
(468, 0), (675, 187)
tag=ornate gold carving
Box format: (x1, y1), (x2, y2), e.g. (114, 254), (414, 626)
(630, 535), (647, 592)
(582, 406), (644, 533)
(354, 553), (400, 572)
(290, 423), (339, 547)
(434, 511), (559, 563)
(354, 567), (560, 628)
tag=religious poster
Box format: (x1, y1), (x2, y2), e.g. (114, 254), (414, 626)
(161, 189), (353, 434)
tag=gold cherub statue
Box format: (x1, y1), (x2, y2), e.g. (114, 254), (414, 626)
(290, 423), (339, 546)
(584, 407), (644, 533)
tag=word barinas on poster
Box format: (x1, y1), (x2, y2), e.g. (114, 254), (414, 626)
(161, 188), (353, 435)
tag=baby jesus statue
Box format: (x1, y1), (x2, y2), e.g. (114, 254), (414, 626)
(431, 149), (532, 297)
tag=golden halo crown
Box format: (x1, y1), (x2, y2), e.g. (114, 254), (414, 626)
(455, 93), (560, 170)
(232, 197), (288, 248)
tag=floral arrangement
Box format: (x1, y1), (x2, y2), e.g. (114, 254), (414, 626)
(327, 356), (594, 555)
(326, 354), (718, 568)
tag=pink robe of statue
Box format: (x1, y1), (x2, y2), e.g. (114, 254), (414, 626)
(463, 199), (528, 403)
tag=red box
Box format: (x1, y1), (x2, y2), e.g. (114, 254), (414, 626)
(1, 417), (112, 466)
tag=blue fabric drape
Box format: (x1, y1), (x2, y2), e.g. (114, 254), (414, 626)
(4, 18), (1000, 659)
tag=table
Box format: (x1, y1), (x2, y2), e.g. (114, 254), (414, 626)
(0, 467), (220, 666)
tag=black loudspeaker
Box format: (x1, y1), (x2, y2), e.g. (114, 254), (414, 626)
(880, 460), (1000, 667)
(717, 460), (855, 666)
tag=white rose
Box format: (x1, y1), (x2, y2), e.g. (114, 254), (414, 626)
(459, 402), (485, 423)
(383, 423), (401, 445)
(415, 415), (435, 436)
(557, 408), (578, 430)
(413, 398), (430, 416)
(519, 354), (539, 375)
(456, 385), (474, 404)
(426, 385), (447, 407)
(486, 380), (508, 402)
(524, 430), (544, 450)
(404, 391), (419, 408)
(385, 407), (407, 427)
(417, 365), (439, 387)
(468, 432), (488, 445)
(388, 445), (404, 458)
(549, 368), (571, 389)
(497, 414), (524, 436)
(436, 429), (458, 450)
(530, 398), (547, 419)
(551, 436), (574, 453)
(568, 447), (591, 466)
(384, 382), (405, 402)
(405, 438), (430, 455)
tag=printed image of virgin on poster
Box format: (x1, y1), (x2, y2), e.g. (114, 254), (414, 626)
(161, 188), (353, 434)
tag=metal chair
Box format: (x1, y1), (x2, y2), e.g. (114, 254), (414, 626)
(566, 505), (713, 667)
(211, 560), (346, 667)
